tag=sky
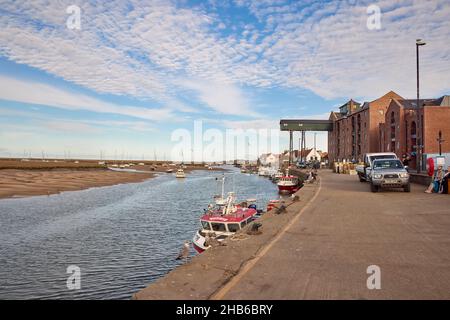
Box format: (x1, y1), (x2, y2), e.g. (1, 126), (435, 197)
(0, 0), (449, 161)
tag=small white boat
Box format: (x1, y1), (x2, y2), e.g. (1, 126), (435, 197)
(175, 168), (186, 178)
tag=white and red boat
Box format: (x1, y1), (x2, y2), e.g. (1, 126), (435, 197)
(277, 169), (300, 194)
(192, 192), (258, 253)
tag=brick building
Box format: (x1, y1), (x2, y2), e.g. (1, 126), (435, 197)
(328, 91), (403, 163)
(328, 91), (450, 168)
(380, 96), (450, 169)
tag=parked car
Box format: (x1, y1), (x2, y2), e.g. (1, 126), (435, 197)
(296, 161), (308, 169)
(356, 152), (398, 182)
(369, 159), (410, 192)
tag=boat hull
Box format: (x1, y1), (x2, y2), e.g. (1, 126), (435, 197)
(277, 184), (300, 193)
(192, 230), (209, 253)
(192, 241), (205, 253)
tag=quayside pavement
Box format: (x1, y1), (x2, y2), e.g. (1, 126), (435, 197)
(134, 170), (450, 300)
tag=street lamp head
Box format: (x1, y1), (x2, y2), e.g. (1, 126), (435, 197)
(416, 39), (426, 46)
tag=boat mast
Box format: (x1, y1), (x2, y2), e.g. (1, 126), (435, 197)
(221, 175), (225, 200)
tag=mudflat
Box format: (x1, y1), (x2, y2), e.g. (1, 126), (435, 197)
(0, 169), (153, 199)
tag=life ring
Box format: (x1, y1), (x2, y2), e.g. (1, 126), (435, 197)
(427, 158), (434, 177)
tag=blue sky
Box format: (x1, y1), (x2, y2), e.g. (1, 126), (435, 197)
(1, 0), (449, 160)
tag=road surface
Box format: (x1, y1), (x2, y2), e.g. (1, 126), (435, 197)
(219, 170), (450, 299)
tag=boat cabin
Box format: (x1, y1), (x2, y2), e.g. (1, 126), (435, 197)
(200, 209), (256, 233)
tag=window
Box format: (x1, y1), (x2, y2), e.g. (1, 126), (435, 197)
(211, 223), (226, 232)
(370, 155), (397, 163)
(373, 159), (403, 169)
(411, 121), (417, 152)
(227, 223), (240, 232)
(201, 221), (211, 230)
(390, 111), (396, 152)
(240, 220), (247, 228)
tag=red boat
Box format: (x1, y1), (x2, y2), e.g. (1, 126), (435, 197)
(277, 169), (300, 194)
(192, 192), (258, 253)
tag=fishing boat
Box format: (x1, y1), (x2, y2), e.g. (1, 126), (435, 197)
(192, 192), (259, 253)
(277, 169), (300, 194)
(175, 168), (186, 178)
(271, 170), (284, 183)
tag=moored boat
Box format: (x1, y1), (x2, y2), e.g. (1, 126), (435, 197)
(277, 169), (300, 194)
(192, 192), (258, 253)
(175, 168), (186, 178)
(271, 170), (283, 183)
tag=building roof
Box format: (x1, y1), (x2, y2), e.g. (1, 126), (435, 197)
(359, 91), (404, 110)
(391, 95), (450, 109)
(329, 91), (404, 122)
(398, 99), (435, 109)
(300, 149), (312, 157)
(329, 111), (342, 120)
(423, 95), (450, 107)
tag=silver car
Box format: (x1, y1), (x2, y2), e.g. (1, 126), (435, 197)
(369, 159), (410, 193)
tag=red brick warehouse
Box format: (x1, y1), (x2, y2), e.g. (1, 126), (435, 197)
(328, 92), (450, 168)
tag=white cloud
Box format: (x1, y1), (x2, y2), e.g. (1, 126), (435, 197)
(44, 121), (102, 134)
(0, 0), (449, 113)
(221, 119), (279, 130)
(0, 75), (173, 121)
(178, 79), (257, 116)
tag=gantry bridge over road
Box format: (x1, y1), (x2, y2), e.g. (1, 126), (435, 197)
(280, 119), (333, 165)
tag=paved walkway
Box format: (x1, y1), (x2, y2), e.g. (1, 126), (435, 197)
(219, 170), (450, 299)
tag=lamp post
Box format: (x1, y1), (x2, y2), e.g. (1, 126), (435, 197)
(416, 39), (426, 172)
(437, 131), (445, 156)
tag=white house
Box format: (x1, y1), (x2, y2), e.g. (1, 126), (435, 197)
(302, 148), (322, 162)
(259, 153), (280, 168)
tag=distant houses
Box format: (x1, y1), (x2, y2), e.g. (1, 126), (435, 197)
(257, 149), (328, 168)
(279, 148), (325, 164)
(258, 153), (280, 167)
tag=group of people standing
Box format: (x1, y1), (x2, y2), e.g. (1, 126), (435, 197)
(425, 165), (450, 194)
